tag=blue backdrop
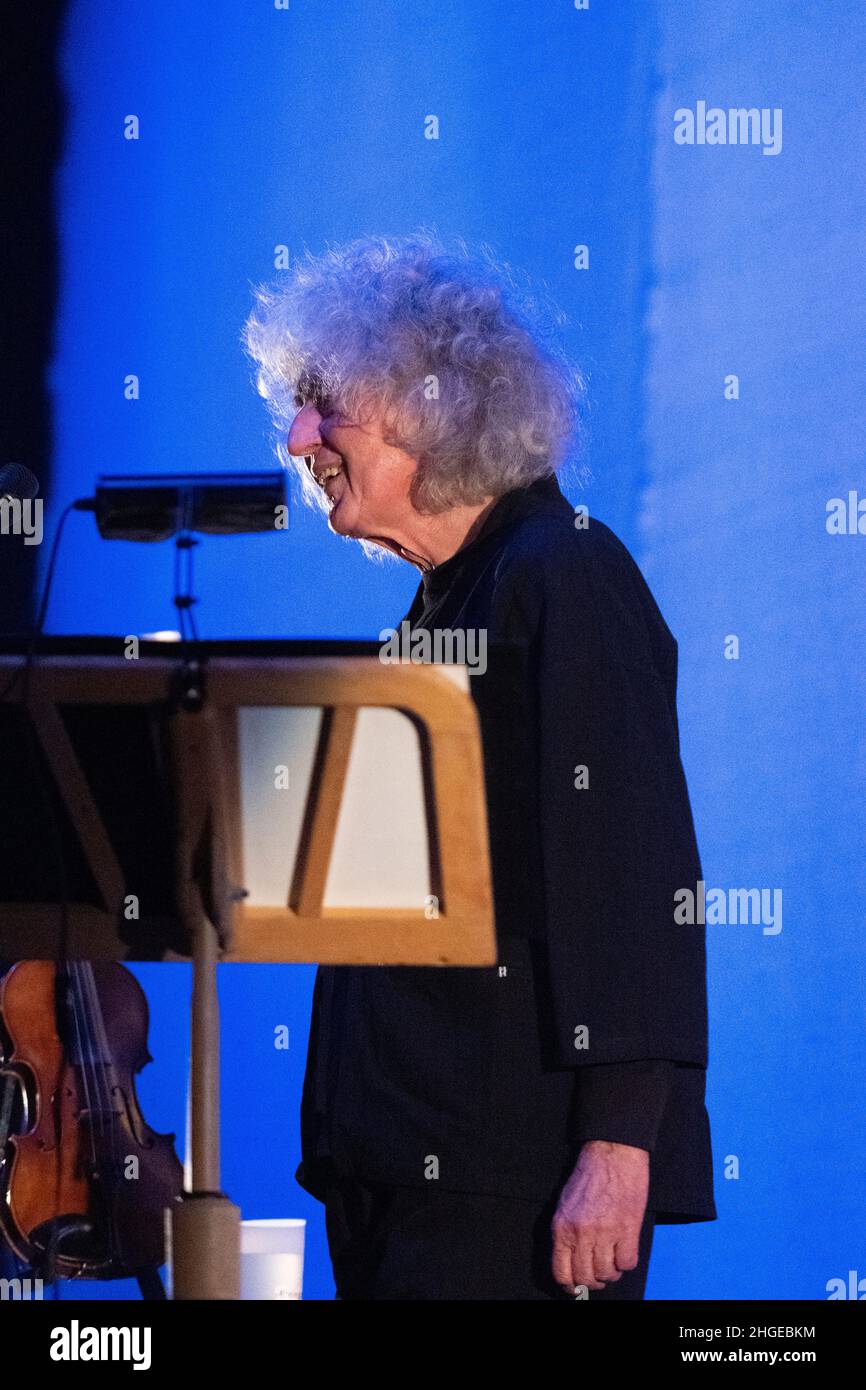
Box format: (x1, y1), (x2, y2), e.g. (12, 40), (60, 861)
(41, 0), (865, 1300)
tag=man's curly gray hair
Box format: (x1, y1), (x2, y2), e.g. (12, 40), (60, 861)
(243, 231), (585, 515)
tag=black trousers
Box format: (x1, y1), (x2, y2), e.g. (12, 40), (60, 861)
(324, 1174), (655, 1301)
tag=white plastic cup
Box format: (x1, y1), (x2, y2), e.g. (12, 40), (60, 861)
(240, 1218), (306, 1300)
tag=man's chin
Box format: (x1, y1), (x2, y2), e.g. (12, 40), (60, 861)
(327, 499), (357, 536)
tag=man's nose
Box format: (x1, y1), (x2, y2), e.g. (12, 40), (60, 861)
(287, 403), (323, 457)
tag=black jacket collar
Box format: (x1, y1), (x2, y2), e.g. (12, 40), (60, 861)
(421, 472), (568, 600)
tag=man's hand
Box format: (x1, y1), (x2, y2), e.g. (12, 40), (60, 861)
(551, 1140), (650, 1294)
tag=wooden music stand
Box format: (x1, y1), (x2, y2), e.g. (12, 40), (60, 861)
(0, 640), (496, 1299)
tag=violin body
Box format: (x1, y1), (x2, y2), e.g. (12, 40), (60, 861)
(0, 960), (183, 1279)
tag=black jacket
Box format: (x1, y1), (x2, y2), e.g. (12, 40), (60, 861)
(296, 474), (716, 1221)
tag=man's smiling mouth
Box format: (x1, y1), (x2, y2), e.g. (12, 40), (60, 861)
(304, 453), (345, 488)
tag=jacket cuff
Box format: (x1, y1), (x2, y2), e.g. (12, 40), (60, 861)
(573, 1059), (676, 1153)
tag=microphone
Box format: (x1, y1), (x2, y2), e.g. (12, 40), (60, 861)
(0, 464), (40, 502)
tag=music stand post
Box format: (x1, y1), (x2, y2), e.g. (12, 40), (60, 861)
(166, 692), (243, 1301)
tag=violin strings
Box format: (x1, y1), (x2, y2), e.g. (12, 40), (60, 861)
(77, 962), (124, 1267)
(64, 964), (100, 1162)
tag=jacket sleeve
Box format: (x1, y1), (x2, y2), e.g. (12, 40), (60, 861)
(573, 1059), (676, 1152)
(491, 527), (710, 1073)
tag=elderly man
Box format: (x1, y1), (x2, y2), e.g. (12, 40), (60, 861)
(245, 233), (715, 1300)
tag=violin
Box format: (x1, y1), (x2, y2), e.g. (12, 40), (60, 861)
(0, 960), (183, 1280)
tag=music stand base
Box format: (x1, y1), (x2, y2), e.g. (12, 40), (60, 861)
(169, 1192), (241, 1300)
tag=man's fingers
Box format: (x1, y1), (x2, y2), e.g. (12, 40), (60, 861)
(551, 1228), (576, 1290)
(614, 1232), (641, 1273)
(553, 1222), (644, 1292)
(552, 1224), (608, 1292)
(572, 1235), (605, 1291)
(591, 1234), (622, 1285)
